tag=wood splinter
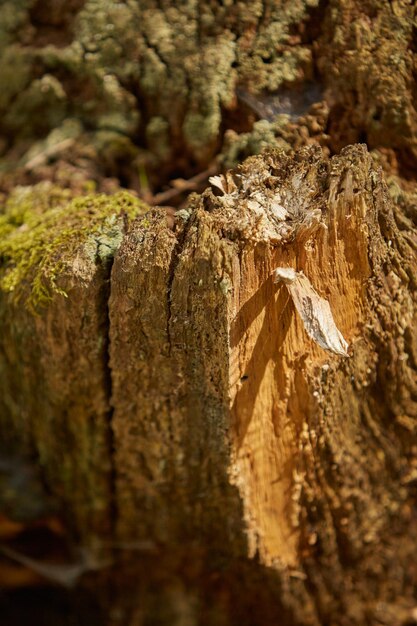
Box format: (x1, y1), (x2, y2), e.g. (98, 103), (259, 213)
(273, 267), (349, 357)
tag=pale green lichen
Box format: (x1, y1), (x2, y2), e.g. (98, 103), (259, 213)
(0, 184), (147, 309)
(146, 117), (173, 162)
(220, 118), (292, 170)
(4, 0), (413, 183)
(21, 118), (83, 170)
(0, 0), (320, 175)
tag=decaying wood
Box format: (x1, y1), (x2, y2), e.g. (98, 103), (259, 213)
(0, 259), (114, 538)
(0, 197), (145, 542)
(1, 144), (416, 625)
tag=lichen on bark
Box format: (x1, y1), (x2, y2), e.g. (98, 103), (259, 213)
(1, 1), (417, 623)
(2, 0), (416, 193)
(0, 0), (326, 189)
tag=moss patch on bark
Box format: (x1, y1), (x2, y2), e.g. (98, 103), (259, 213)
(0, 184), (147, 308)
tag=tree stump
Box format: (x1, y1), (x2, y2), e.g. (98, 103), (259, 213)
(1, 144), (416, 625)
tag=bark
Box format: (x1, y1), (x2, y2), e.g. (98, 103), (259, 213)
(0, 1), (416, 193)
(0, 190), (147, 543)
(1, 145), (416, 625)
(1, 1), (417, 625)
(0, 249), (113, 538)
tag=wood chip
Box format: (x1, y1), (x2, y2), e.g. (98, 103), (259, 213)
(274, 267), (349, 357)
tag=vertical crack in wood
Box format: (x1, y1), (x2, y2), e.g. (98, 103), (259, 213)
(98, 251), (118, 539)
(166, 215), (193, 357)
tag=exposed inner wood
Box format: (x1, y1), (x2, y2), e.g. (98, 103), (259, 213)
(226, 149), (369, 568)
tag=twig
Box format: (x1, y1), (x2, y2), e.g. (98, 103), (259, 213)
(149, 163), (218, 206)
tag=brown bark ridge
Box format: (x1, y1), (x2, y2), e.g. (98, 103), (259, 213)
(0, 190), (147, 545)
(1, 144), (417, 625)
(0, 253), (114, 537)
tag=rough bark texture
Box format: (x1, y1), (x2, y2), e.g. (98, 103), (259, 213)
(110, 144), (417, 626)
(1, 1), (417, 625)
(0, 189), (147, 543)
(0, 252), (112, 537)
(0, 1), (416, 193)
(1, 145), (416, 625)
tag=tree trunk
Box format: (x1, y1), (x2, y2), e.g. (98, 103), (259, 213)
(1, 1), (417, 625)
(1, 144), (416, 625)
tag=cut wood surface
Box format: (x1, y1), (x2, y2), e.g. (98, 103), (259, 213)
(1, 145), (416, 625)
(1, 2), (417, 624)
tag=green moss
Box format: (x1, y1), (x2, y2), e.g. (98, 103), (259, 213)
(0, 184), (147, 309)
